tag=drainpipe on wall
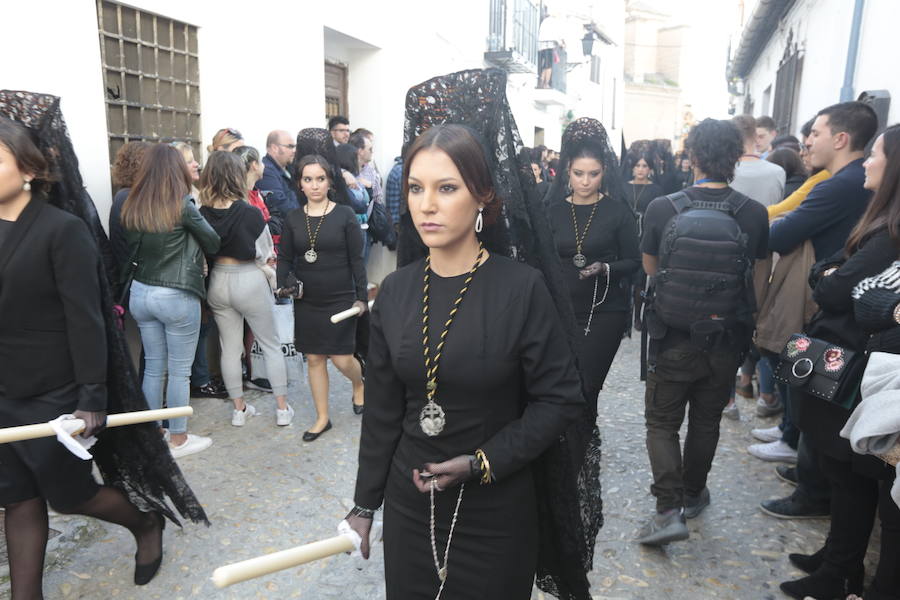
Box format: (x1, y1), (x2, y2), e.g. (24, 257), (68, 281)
(840, 0), (866, 101)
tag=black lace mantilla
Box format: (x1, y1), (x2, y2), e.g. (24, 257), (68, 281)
(399, 69), (603, 599)
(0, 90), (208, 526)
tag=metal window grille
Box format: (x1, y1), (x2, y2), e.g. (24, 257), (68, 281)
(96, 1), (201, 171)
(773, 54), (803, 135)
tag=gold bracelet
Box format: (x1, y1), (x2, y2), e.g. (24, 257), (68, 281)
(475, 449), (493, 485)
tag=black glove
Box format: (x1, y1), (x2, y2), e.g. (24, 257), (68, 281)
(73, 409), (107, 438)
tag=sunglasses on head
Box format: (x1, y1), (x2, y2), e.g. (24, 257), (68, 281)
(220, 127), (243, 140)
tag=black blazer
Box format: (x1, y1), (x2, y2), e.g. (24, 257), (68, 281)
(0, 198), (107, 409)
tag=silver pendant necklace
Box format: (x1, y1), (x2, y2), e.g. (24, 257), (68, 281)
(570, 197), (599, 269)
(303, 201), (330, 264)
(419, 244), (485, 436)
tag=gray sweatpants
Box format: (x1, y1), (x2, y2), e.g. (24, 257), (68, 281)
(207, 262), (288, 399)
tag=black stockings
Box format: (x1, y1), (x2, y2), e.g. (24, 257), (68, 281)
(3, 486), (161, 599)
(5, 497), (48, 600)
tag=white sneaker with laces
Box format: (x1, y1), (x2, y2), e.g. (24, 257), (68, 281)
(276, 404), (294, 426)
(232, 403), (257, 427)
(169, 434), (212, 458)
(722, 401), (741, 421)
(751, 425), (782, 443)
(748, 440), (798, 463)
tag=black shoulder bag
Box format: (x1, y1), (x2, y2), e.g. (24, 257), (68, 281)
(114, 234), (142, 329)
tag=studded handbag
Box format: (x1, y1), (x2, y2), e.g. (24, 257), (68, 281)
(774, 333), (867, 410)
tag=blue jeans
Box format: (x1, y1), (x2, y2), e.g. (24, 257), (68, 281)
(130, 281), (200, 434)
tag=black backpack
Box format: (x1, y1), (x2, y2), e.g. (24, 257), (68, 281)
(367, 199), (397, 250)
(652, 190), (756, 331)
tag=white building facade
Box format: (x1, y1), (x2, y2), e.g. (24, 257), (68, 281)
(3, 0), (624, 226)
(729, 0), (900, 137)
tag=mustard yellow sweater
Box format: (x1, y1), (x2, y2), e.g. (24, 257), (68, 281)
(768, 169), (832, 220)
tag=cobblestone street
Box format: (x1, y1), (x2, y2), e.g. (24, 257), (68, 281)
(5, 335), (858, 599)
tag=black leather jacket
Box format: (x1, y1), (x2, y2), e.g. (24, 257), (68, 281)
(122, 197), (220, 299)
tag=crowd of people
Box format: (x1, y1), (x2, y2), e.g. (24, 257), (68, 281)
(2, 67), (900, 600)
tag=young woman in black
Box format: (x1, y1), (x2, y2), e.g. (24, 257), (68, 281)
(780, 124), (900, 600)
(343, 69), (602, 600)
(0, 94), (207, 598)
(624, 151), (665, 225)
(548, 118), (640, 406)
(276, 154), (367, 440)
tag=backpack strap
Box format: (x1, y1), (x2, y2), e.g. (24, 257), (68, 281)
(665, 191), (692, 214)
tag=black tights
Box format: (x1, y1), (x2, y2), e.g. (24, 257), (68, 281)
(4, 486), (161, 600)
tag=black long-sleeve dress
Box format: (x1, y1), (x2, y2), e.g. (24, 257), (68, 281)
(276, 203), (366, 355)
(549, 198), (640, 397)
(354, 254), (584, 599)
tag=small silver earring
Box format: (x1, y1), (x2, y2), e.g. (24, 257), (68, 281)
(475, 207), (484, 233)
(23, 180), (31, 192)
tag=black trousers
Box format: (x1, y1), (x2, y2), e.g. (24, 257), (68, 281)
(644, 341), (740, 511)
(820, 453), (900, 598)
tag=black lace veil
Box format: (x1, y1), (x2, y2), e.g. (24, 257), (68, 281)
(291, 127), (352, 207)
(547, 117), (627, 210)
(399, 69), (602, 599)
(0, 90), (208, 526)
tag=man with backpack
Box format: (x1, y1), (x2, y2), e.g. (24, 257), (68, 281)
(636, 119), (769, 545)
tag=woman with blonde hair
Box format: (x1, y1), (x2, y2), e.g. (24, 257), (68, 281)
(208, 128), (244, 153)
(122, 144), (221, 457)
(200, 151), (293, 427)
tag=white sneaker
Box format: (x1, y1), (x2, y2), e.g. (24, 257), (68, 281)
(232, 403), (257, 427)
(722, 401), (741, 421)
(748, 440), (798, 463)
(751, 425), (782, 443)
(276, 404), (294, 426)
(169, 434), (212, 458)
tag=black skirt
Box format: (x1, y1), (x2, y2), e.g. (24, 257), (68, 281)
(383, 462), (538, 599)
(293, 293), (357, 355)
(0, 382), (100, 510)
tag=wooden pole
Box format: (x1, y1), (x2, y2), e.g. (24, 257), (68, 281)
(0, 407), (194, 444)
(211, 535), (355, 588)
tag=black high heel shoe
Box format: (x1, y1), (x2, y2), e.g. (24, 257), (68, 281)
(352, 397), (364, 415)
(134, 512), (165, 585)
(788, 546), (826, 574)
(303, 421), (332, 442)
(779, 564), (864, 599)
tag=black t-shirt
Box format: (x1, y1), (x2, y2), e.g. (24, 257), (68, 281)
(640, 186), (769, 351)
(641, 186), (769, 260)
(0, 218), (14, 249)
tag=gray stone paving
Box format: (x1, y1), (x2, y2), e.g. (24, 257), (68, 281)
(7, 336), (876, 599)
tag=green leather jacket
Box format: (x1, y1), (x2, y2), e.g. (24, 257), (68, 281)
(122, 197), (220, 299)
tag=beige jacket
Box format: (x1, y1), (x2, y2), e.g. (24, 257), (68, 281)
(755, 239), (819, 354)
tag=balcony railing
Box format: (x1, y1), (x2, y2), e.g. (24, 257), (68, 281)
(485, 0), (540, 73)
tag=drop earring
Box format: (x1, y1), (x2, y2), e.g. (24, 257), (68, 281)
(23, 180), (31, 192)
(475, 206), (484, 233)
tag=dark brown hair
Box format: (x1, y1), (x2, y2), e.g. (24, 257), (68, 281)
(847, 124), (900, 253)
(295, 154), (334, 203)
(402, 124), (499, 225)
(766, 147), (806, 179)
(112, 141), (151, 189)
(121, 143), (191, 232)
(199, 151), (247, 206)
(0, 115), (53, 196)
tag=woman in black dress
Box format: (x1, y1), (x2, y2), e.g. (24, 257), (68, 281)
(0, 93), (207, 598)
(548, 118), (640, 405)
(277, 154), (367, 440)
(345, 69), (602, 600)
(623, 148), (665, 331)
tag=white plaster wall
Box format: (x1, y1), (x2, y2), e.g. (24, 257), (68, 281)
(855, 0), (900, 124)
(3, 0), (113, 224)
(3, 0), (624, 225)
(741, 0), (900, 134)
